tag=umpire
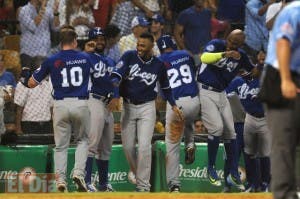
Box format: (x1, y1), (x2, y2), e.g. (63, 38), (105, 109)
(263, 2), (300, 199)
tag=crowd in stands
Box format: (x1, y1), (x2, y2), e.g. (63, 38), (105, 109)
(0, 0), (287, 141)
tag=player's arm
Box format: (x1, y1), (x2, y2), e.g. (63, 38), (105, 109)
(201, 51), (241, 65)
(28, 60), (50, 88)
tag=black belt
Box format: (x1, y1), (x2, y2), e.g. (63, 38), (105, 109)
(201, 84), (222, 92)
(249, 112), (264, 118)
(124, 98), (149, 105)
(175, 93), (198, 100)
(92, 93), (111, 103)
(55, 96), (88, 100)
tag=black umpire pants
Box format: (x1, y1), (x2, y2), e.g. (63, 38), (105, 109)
(265, 76), (300, 199)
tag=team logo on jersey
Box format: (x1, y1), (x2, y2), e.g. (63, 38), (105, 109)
(238, 83), (260, 99)
(280, 22), (294, 35)
(116, 61), (124, 69)
(128, 64), (157, 85)
(93, 60), (114, 78)
(206, 44), (215, 52)
(54, 60), (65, 68)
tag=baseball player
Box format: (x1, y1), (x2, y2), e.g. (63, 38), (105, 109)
(83, 27), (116, 192)
(223, 88), (246, 193)
(226, 62), (271, 192)
(157, 35), (200, 193)
(109, 32), (183, 192)
(197, 29), (258, 190)
(26, 26), (93, 192)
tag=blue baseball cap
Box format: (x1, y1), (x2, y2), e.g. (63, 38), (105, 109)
(88, 27), (105, 40)
(151, 14), (165, 24)
(157, 35), (177, 53)
(131, 16), (149, 28)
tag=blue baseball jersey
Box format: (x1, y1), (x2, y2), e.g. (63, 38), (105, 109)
(226, 76), (264, 116)
(89, 52), (116, 96)
(265, 2), (300, 74)
(112, 50), (171, 102)
(32, 49), (93, 100)
(159, 50), (198, 100)
(197, 39), (254, 91)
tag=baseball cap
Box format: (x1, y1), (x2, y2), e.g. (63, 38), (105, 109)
(131, 16), (149, 29)
(88, 27), (105, 40)
(151, 14), (165, 24)
(157, 35), (177, 53)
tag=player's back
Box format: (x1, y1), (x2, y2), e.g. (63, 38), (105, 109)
(159, 50), (198, 99)
(45, 50), (92, 100)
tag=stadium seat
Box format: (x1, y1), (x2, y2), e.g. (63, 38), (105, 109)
(3, 35), (20, 52)
(0, 49), (21, 79)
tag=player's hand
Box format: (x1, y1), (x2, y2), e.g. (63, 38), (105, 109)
(172, 106), (184, 121)
(281, 79), (298, 99)
(107, 98), (119, 112)
(84, 41), (96, 53)
(225, 51), (241, 60)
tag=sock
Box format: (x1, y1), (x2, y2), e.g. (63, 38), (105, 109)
(85, 157), (94, 184)
(244, 153), (259, 188)
(260, 157), (271, 184)
(96, 159), (109, 187)
(207, 135), (220, 169)
(224, 139), (239, 177)
(223, 155), (230, 186)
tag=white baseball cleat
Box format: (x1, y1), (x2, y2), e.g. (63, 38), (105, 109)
(128, 170), (137, 185)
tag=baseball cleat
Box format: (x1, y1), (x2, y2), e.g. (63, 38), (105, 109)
(86, 183), (98, 192)
(56, 182), (67, 193)
(185, 144), (196, 165)
(227, 173), (245, 191)
(99, 184), (115, 192)
(72, 175), (88, 192)
(169, 185), (180, 193)
(207, 167), (222, 186)
(128, 170), (137, 184)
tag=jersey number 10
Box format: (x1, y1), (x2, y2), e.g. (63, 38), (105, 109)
(61, 67), (83, 87)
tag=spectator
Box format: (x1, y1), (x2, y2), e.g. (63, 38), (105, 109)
(265, 0), (292, 30)
(104, 24), (121, 63)
(0, 0), (16, 35)
(174, 0), (211, 65)
(217, 0), (245, 23)
(61, 0), (95, 49)
(110, 0), (136, 36)
(14, 66), (53, 135)
(132, 0), (161, 18)
(150, 14), (165, 41)
(90, 0), (116, 29)
(0, 54), (15, 134)
(244, 0), (272, 61)
(204, 0), (231, 39)
(193, 119), (206, 134)
(118, 16), (149, 55)
(18, 0), (60, 70)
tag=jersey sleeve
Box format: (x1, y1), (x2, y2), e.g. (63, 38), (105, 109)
(226, 78), (240, 96)
(111, 51), (131, 81)
(273, 7), (298, 44)
(32, 59), (51, 83)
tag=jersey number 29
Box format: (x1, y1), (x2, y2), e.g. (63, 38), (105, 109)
(61, 67), (83, 87)
(167, 64), (192, 88)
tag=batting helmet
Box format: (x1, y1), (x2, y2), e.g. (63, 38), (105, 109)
(88, 27), (105, 40)
(157, 35), (177, 53)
